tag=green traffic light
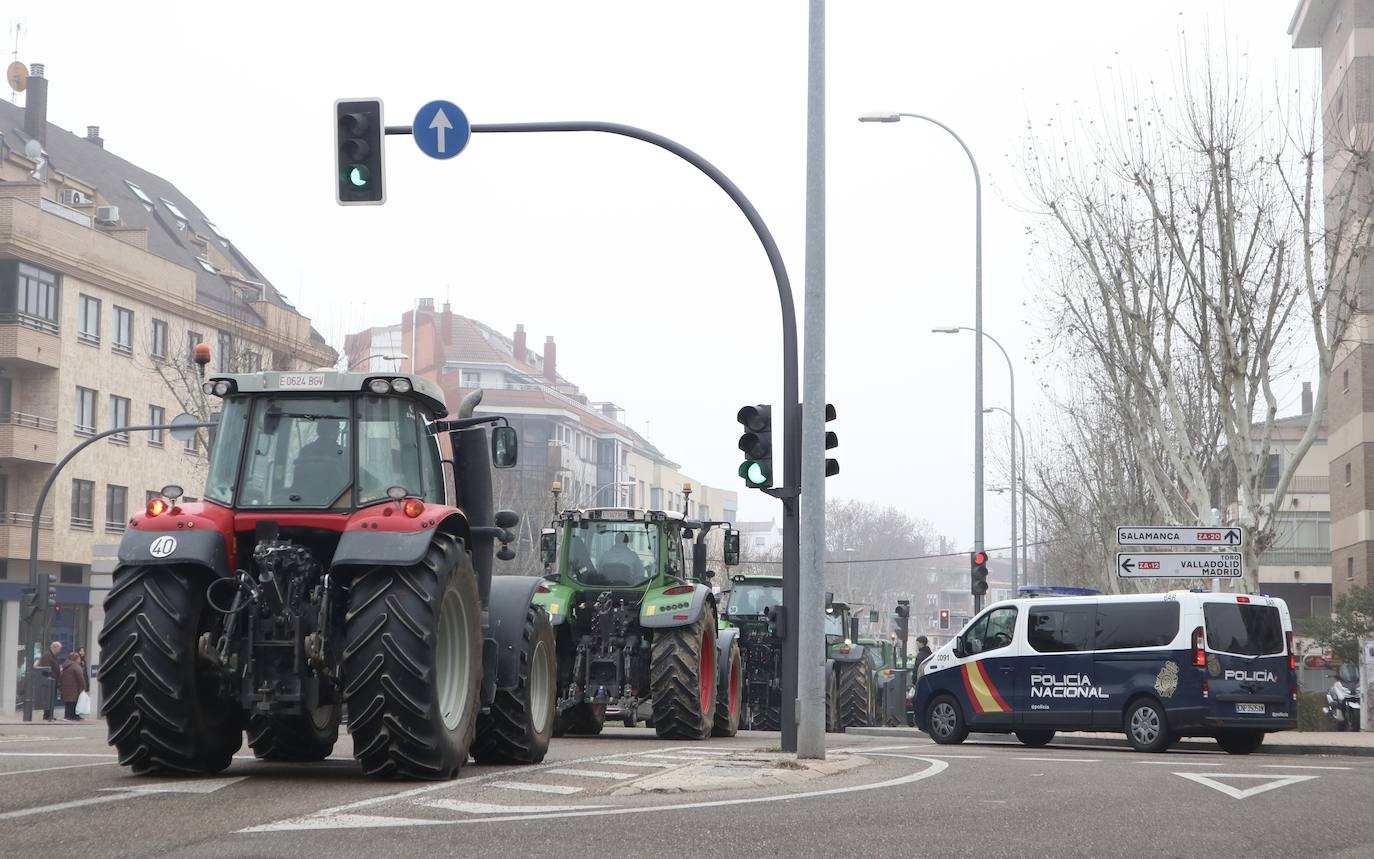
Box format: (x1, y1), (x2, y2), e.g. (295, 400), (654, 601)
(348, 165), (370, 187)
(739, 460), (770, 487)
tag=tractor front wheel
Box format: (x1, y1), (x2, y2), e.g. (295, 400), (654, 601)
(651, 606), (717, 740)
(712, 636), (743, 737)
(472, 606), (556, 765)
(343, 535), (481, 780)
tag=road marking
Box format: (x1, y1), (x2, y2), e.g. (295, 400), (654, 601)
(0, 752), (113, 758)
(1015, 756), (1100, 763)
(421, 800), (611, 815)
(0, 761), (117, 777)
(888, 753), (984, 759)
(605, 760), (678, 768)
(0, 776), (244, 821)
(662, 749), (730, 756)
(1260, 764), (1351, 771)
(1137, 761), (1220, 767)
(488, 781), (584, 795)
(545, 768), (637, 781)
(1174, 772), (1318, 800)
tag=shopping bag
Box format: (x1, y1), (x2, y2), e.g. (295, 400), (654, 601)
(75, 691), (91, 717)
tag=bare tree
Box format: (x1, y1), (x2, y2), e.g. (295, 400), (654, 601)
(1022, 47), (1374, 590)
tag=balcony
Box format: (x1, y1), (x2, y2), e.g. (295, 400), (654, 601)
(0, 512), (55, 560)
(0, 412), (58, 464)
(0, 316), (61, 368)
(1260, 547), (1331, 566)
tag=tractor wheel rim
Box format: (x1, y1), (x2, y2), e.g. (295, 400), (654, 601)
(1131, 706), (1159, 745)
(699, 627), (715, 717)
(530, 638), (552, 734)
(436, 587), (470, 732)
(728, 653), (741, 719)
(932, 702), (955, 737)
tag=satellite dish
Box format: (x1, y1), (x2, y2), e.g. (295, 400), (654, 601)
(24, 139), (42, 160)
(6, 61), (26, 93)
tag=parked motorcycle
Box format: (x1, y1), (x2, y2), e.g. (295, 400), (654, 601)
(1324, 663), (1362, 731)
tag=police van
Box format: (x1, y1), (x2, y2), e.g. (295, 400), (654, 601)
(912, 591), (1296, 754)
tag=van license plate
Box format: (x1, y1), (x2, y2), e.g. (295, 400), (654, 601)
(1235, 703), (1264, 715)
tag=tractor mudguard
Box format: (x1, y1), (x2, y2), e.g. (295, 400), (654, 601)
(487, 575), (546, 692)
(531, 580), (575, 626)
(715, 626), (740, 689)
(116, 529), (229, 578)
(331, 529), (435, 568)
(830, 644), (865, 663)
(639, 582), (713, 629)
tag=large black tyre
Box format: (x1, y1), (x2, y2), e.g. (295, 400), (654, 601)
(343, 535), (481, 780)
(1215, 729), (1265, 755)
(825, 667), (841, 733)
(555, 703), (606, 736)
(926, 694), (969, 745)
(651, 605), (717, 740)
(1015, 730), (1055, 748)
(712, 637), (743, 737)
(247, 705), (340, 762)
(837, 659), (874, 729)
(472, 606), (556, 765)
(98, 566), (244, 775)
(753, 699), (782, 731)
(1123, 697), (1172, 753)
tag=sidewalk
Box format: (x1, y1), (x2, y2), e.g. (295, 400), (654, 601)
(847, 726), (1374, 757)
(0, 714), (103, 726)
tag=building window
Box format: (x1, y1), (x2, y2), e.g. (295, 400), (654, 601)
(1349, 557), (1356, 582)
(1311, 595), (1332, 619)
(1346, 462), (1353, 487)
(6, 262), (59, 332)
(187, 330), (203, 360)
(152, 319), (168, 359)
(109, 395), (131, 443)
(184, 426), (199, 453)
(113, 306), (133, 354)
(106, 484), (128, 531)
(218, 330), (233, 371)
(0, 376), (11, 419)
(71, 479), (94, 530)
(148, 405), (165, 446)
(0, 473), (7, 511)
(75, 387), (97, 435)
(243, 351), (261, 373)
(78, 294), (101, 344)
(59, 563), (83, 584)
(462, 370), (481, 387)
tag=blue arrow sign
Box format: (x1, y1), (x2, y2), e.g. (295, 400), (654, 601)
(413, 100), (470, 160)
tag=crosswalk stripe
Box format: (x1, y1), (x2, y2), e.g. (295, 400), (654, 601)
(420, 800), (609, 814)
(487, 781), (583, 795)
(608, 760), (679, 768)
(545, 768), (637, 781)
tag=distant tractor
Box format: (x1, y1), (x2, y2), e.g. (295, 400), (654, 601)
(98, 371), (556, 779)
(532, 508), (743, 740)
(826, 600), (879, 730)
(856, 636), (907, 727)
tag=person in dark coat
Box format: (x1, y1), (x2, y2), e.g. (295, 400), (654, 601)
(38, 641), (63, 721)
(913, 636), (934, 669)
(61, 651), (87, 721)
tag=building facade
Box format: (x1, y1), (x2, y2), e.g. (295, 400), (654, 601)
(0, 65), (334, 713)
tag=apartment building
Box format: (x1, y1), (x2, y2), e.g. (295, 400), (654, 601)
(0, 65), (334, 712)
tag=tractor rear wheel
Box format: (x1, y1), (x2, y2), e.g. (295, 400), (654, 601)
(753, 698), (782, 732)
(343, 535), (481, 780)
(825, 667), (840, 733)
(472, 606), (556, 764)
(838, 660), (874, 729)
(248, 704), (340, 762)
(98, 566), (244, 775)
(555, 702), (606, 736)
(651, 605), (717, 740)
(712, 636), (743, 737)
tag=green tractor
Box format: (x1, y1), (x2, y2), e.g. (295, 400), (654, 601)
(532, 508), (744, 740)
(856, 636), (907, 727)
(825, 600), (880, 730)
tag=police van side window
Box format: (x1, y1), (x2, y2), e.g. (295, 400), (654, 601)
(1094, 602), (1180, 650)
(966, 607), (1017, 655)
(1028, 605), (1093, 653)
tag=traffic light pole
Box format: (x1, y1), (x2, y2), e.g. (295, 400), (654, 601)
(383, 119), (803, 750)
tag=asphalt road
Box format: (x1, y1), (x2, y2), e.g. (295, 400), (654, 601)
(1, 722), (1368, 858)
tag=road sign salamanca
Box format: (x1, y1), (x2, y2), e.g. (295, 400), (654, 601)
(1116, 526), (1244, 547)
(1116, 552), (1244, 579)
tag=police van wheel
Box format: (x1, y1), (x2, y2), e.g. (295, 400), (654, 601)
(1014, 730), (1055, 748)
(1124, 698), (1172, 753)
(926, 695), (968, 745)
(1215, 729), (1264, 755)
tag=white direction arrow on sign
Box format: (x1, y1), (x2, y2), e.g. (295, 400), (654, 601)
(1117, 552), (1243, 578)
(430, 109), (453, 153)
(1174, 772), (1317, 800)
(1117, 526), (1244, 547)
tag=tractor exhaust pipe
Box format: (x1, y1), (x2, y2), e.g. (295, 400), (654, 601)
(452, 389), (494, 605)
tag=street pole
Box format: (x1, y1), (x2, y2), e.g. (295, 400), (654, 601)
(797, 0), (827, 759)
(986, 405), (1026, 596)
(860, 112), (983, 610)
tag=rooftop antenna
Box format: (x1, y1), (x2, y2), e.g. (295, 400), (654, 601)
(6, 18), (25, 104)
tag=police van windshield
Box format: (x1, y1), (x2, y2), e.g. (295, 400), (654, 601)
(1203, 603), (1284, 657)
(565, 521), (658, 587)
(726, 584), (781, 617)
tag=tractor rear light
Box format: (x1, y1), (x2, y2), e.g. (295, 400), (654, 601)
(883, 669), (893, 677)
(664, 585), (694, 596)
(368, 378), (391, 395)
(402, 498), (425, 518)
(839, 645), (850, 654)
(536, 583), (551, 594)
(672, 615), (688, 621)
(1191, 626), (1206, 667)
(391, 378), (413, 393)
(1287, 631), (1296, 672)
(146, 498), (168, 517)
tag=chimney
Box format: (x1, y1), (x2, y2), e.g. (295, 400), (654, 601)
(24, 63), (48, 146)
(513, 324), (527, 363)
(543, 335), (557, 382)
(85, 125), (103, 148)
(439, 303), (452, 344)
(1302, 381), (1313, 416)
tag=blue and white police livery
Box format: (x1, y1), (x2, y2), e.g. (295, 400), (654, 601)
(912, 591), (1297, 754)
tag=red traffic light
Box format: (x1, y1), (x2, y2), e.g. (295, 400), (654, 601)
(972, 551), (988, 566)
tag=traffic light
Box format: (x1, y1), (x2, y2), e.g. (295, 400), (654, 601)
(335, 99), (386, 205)
(737, 404), (773, 489)
(824, 403), (839, 477)
(20, 587), (38, 623)
(939, 608), (950, 630)
(764, 604), (787, 639)
(970, 550), (989, 596)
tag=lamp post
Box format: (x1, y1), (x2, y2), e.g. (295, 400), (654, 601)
(862, 111), (985, 607)
(985, 405), (1027, 595)
(347, 353), (408, 370)
(570, 479), (635, 509)
(932, 325), (1016, 594)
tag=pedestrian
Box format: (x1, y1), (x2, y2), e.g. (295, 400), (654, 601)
(39, 641), (63, 721)
(61, 650), (87, 721)
(914, 636), (933, 668)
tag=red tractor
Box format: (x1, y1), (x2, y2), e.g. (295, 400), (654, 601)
(98, 370), (556, 779)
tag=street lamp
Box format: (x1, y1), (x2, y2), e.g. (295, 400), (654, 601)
(985, 405), (1027, 595)
(932, 326), (1016, 594)
(347, 353), (408, 370)
(863, 111), (985, 608)
(570, 479), (635, 509)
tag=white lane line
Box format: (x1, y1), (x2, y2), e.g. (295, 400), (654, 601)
(545, 768), (636, 781)
(0, 752), (113, 759)
(0, 776), (243, 821)
(421, 800), (611, 815)
(488, 781), (584, 796)
(662, 750), (730, 756)
(0, 792), (147, 821)
(1261, 764), (1351, 771)
(0, 761), (117, 778)
(893, 753), (984, 759)
(1137, 761), (1220, 766)
(605, 760), (678, 768)
(1015, 757), (1100, 763)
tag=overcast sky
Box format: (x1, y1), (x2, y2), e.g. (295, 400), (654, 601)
(13, 1), (1316, 553)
